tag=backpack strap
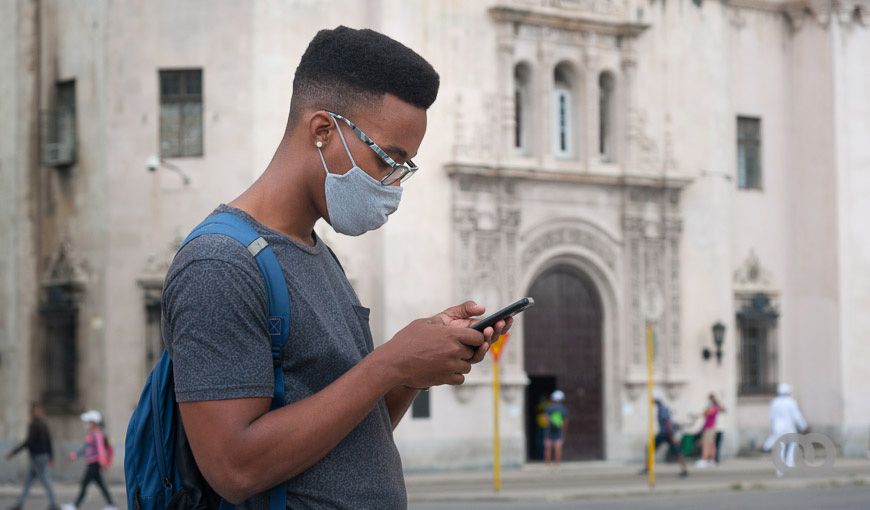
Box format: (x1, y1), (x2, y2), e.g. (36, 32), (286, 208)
(179, 211), (288, 510)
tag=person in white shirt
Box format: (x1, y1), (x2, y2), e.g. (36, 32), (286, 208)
(763, 383), (808, 475)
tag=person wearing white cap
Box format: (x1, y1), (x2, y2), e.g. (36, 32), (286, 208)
(763, 383), (808, 475)
(543, 390), (569, 465)
(61, 410), (116, 510)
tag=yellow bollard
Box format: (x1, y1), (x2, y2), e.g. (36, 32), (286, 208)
(646, 322), (656, 488)
(492, 359), (501, 492)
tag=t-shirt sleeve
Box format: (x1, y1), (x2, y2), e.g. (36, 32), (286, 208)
(162, 252), (274, 403)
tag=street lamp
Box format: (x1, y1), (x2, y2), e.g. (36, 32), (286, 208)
(702, 321), (726, 365)
(712, 322), (726, 364)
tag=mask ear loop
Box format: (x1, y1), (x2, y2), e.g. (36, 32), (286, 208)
(317, 145), (330, 175)
(317, 116), (359, 175)
(331, 116), (358, 168)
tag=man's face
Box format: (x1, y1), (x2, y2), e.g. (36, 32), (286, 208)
(329, 93), (427, 186)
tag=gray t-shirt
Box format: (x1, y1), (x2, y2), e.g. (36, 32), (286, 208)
(161, 205), (406, 509)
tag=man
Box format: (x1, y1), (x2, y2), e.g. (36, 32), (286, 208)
(763, 383), (808, 476)
(5, 402), (59, 510)
(543, 390), (568, 465)
(641, 389), (689, 477)
(162, 26), (510, 509)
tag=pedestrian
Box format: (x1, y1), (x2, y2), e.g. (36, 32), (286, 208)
(694, 393), (725, 468)
(534, 395), (553, 460)
(544, 390), (569, 465)
(160, 26), (511, 508)
(763, 383), (808, 476)
(641, 389), (689, 477)
(63, 410), (115, 510)
(5, 401), (59, 510)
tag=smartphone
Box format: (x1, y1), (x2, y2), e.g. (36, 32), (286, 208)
(470, 297), (535, 332)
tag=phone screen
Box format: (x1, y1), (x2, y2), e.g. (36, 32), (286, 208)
(470, 297), (535, 332)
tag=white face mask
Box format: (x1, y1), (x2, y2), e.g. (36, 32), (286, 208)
(317, 117), (403, 236)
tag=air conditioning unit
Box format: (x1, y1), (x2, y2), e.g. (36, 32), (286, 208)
(42, 109), (76, 167)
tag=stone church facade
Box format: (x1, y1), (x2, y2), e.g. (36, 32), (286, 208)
(2, 0), (869, 478)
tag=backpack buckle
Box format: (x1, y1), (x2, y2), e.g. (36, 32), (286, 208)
(268, 316), (282, 336)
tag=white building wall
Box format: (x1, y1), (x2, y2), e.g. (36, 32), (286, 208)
(834, 19), (870, 455)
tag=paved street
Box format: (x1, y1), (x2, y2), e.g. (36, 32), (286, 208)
(3, 485), (870, 510)
(411, 486), (870, 509)
(405, 457), (870, 504)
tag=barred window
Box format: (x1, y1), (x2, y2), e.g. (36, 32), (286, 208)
(41, 285), (79, 409)
(737, 117), (761, 189)
(553, 63), (575, 159)
(160, 69), (203, 157)
(145, 301), (163, 371)
(737, 294), (779, 395)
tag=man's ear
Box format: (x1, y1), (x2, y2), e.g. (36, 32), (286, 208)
(308, 111), (334, 148)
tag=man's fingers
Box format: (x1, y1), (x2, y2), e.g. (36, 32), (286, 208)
(455, 328), (485, 347)
(447, 373), (466, 385)
(454, 360), (472, 374)
(482, 326), (495, 343)
(469, 342), (489, 364)
(458, 344), (476, 361)
(444, 300), (485, 319)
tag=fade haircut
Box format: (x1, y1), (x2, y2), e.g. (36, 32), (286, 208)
(288, 26), (440, 128)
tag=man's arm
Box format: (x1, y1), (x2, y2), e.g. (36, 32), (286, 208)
(7, 422), (36, 459)
(6, 438), (27, 459)
(384, 386), (419, 429)
(181, 318), (484, 504)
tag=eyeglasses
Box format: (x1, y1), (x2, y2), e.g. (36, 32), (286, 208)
(327, 112), (419, 186)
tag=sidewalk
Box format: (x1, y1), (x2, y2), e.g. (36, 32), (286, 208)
(404, 457), (870, 503)
(2, 457), (868, 507)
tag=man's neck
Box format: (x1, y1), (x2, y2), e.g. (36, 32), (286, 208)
(230, 137), (321, 246)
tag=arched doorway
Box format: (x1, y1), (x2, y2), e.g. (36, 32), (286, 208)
(524, 264), (604, 460)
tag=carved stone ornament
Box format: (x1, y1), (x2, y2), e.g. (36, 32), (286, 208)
(142, 234), (183, 279)
(138, 234), (183, 305)
(733, 250), (774, 289)
(42, 238), (88, 290)
(626, 108), (660, 174)
(784, 0), (870, 29)
(494, 0), (632, 20)
(453, 384), (477, 404)
(623, 184), (683, 370)
(520, 224), (618, 271)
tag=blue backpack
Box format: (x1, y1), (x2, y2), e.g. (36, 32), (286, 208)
(125, 212), (290, 510)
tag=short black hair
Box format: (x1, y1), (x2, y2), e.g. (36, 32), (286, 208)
(288, 26), (440, 126)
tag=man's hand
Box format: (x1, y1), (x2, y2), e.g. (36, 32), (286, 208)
(4, 452), (13, 461)
(378, 301), (513, 389)
(379, 318), (482, 388)
(429, 301), (513, 364)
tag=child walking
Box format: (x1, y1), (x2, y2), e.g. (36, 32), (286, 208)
(62, 410), (116, 510)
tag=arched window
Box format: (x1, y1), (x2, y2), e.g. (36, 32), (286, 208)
(598, 72), (615, 161)
(553, 63), (575, 158)
(514, 63), (532, 154)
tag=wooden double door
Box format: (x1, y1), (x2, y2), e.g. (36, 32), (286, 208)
(524, 265), (604, 460)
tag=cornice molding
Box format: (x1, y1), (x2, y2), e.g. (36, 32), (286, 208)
(489, 4), (649, 38)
